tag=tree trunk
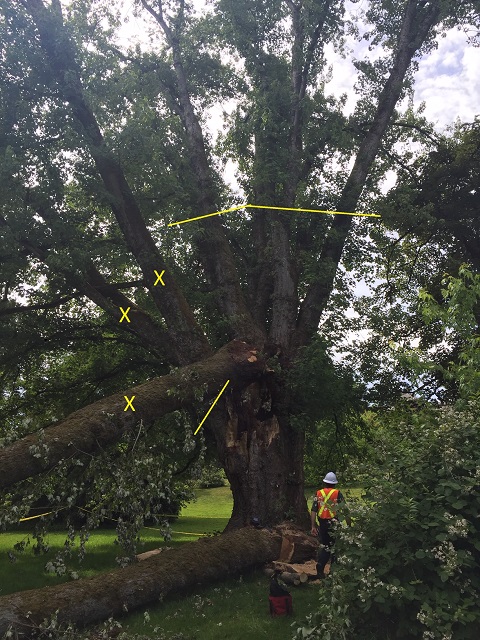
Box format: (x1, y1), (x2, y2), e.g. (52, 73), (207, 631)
(213, 380), (309, 531)
(0, 527), (284, 637)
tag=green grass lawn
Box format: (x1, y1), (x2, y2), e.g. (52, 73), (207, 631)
(0, 485), (363, 596)
(0, 485), (361, 639)
(120, 568), (321, 640)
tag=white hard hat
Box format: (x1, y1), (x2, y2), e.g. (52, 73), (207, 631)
(323, 472), (338, 484)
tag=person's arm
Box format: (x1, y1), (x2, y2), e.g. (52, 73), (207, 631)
(310, 497), (318, 535)
(310, 511), (318, 534)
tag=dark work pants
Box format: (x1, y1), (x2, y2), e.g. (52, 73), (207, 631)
(316, 518), (335, 577)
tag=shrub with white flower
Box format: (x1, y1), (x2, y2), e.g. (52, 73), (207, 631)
(295, 400), (480, 640)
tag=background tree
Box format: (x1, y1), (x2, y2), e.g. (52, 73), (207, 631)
(347, 118), (480, 405)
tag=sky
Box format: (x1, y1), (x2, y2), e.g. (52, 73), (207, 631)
(323, 19), (479, 130)
(116, 1), (480, 182)
(414, 29), (479, 126)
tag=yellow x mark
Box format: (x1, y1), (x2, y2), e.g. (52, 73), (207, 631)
(124, 395), (135, 411)
(119, 307), (131, 323)
(154, 269), (166, 286)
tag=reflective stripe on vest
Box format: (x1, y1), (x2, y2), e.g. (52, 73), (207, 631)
(317, 488), (339, 519)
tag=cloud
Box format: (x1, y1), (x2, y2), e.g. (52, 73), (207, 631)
(414, 28), (480, 128)
(323, 20), (480, 130)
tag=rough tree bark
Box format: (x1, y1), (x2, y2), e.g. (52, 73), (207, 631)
(138, 0), (307, 530)
(0, 341), (264, 490)
(211, 381), (308, 530)
(0, 527), (285, 637)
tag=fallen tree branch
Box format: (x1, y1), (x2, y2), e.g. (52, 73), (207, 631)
(0, 526), (283, 637)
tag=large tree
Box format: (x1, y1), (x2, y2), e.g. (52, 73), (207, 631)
(1, 0), (477, 536)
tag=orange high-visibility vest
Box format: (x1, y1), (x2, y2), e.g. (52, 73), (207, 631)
(316, 488), (339, 520)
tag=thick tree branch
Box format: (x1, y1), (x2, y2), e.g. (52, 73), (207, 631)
(267, 2), (333, 350)
(268, 217), (299, 350)
(0, 527), (284, 637)
(249, 211), (273, 333)
(141, 0), (264, 344)
(301, 13), (328, 101)
(0, 341), (264, 491)
(24, 0), (210, 364)
(294, 0), (441, 348)
(288, 0), (331, 202)
(1, 203), (177, 362)
(81, 264), (178, 362)
(289, 0), (304, 185)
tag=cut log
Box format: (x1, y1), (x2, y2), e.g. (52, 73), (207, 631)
(0, 527), (282, 637)
(291, 560), (317, 577)
(271, 561), (297, 573)
(278, 536), (294, 562)
(278, 571), (308, 585)
(280, 572), (301, 586)
(274, 523), (319, 562)
(271, 559), (317, 578)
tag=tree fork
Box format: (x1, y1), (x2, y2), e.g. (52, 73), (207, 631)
(0, 341), (264, 491)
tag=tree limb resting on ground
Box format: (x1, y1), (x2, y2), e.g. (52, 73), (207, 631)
(0, 526), (292, 637)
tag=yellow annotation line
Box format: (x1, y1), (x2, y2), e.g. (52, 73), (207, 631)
(194, 380), (230, 436)
(245, 204), (380, 217)
(19, 511), (55, 522)
(168, 203), (380, 226)
(18, 507), (208, 537)
(168, 205), (246, 226)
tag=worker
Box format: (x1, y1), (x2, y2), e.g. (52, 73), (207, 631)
(310, 471), (351, 579)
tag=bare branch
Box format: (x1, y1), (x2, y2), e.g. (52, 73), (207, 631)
(390, 120), (441, 145)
